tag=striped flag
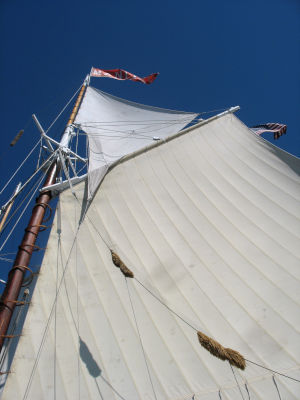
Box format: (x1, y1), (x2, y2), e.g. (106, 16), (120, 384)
(251, 123), (287, 140)
(90, 67), (158, 85)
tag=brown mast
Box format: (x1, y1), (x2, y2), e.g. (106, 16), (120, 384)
(0, 79), (88, 351)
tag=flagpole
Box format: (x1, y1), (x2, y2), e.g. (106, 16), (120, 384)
(0, 76), (88, 352)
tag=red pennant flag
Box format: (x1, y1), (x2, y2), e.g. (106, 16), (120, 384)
(90, 67), (158, 85)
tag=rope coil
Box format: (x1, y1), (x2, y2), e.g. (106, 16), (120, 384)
(18, 244), (45, 253)
(25, 224), (50, 235)
(33, 202), (53, 223)
(111, 250), (134, 278)
(0, 334), (22, 338)
(0, 299), (29, 313)
(8, 265), (37, 287)
(197, 331), (245, 370)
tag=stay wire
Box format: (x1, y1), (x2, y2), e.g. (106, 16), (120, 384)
(134, 277), (198, 332)
(45, 84), (83, 135)
(125, 278), (158, 400)
(0, 168), (45, 238)
(244, 383), (251, 400)
(54, 225), (60, 400)
(229, 363), (245, 400)
(1, 151), (56, 220)
(2, 82), (83, 196)
(245, 359), (300, 383)
(0, 138), (42, 196)
(0, 171), (46, 252)
(75, 193), (81, 399)
(272, 375), (282, 400)
(0, 257), (14, 262)
(22, 224), (81, 400)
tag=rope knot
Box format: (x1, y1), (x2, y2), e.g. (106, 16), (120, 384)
(110, 250), (134, 278)
(197, 331), (245, 370)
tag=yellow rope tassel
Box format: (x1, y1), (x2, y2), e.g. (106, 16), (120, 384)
(197, 331), (245, 370)
(111, 250), (134, 278)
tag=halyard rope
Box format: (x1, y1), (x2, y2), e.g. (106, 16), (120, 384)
(22, 224), (81, 400)
(0, 139), (41, 196)
(45, 84), (83, 134)
(0, 172), (46, 252)
(125, 278), (158, 400)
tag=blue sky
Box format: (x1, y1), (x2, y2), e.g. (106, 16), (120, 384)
(0, 0), (299, 278)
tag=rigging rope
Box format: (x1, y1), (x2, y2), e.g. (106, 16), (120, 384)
(1, 151), (56, 219)
(45, 84), (83, 134)
(229, 363), (245, 400)
(54, 195), (62, 400)
(75, 195), (81, 399)
(0, 139), (41, 196)
(244, 383), (251, 400)
(0, 172), (46, 252)
(22, 224), (81, 400)
(0, 168), (47, 238)
(272, 375), (282, 400)
(244, 359), (300, 383)
(125, 278), (158, 400)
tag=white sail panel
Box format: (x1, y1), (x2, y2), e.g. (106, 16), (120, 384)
(3, 113), (300, 399)
(74, 86), (198, 199)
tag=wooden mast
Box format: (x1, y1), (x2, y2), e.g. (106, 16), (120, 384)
(0, 79), (88, 352)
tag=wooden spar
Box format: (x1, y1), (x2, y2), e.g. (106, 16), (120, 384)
(0, 80), (88, 351)
(0, 183), (22, 234)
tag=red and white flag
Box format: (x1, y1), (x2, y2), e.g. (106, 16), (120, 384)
(90, 67), (158, 85)
(251, 123), (287, 140)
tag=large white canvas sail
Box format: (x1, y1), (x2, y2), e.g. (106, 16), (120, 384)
(74, 86), (198, 199)
(2, 113), (300, 399)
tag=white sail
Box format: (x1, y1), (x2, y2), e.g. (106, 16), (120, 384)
(2, 112), (300, 399)
(74, 86), (198, 199)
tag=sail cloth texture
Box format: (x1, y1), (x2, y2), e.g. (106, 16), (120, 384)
(3, 114), (300, 399)
(74, 86), (198, 199)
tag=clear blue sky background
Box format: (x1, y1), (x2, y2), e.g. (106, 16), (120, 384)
(0, 0), (299, 278)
